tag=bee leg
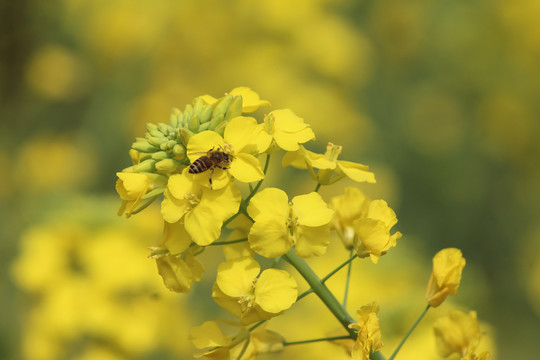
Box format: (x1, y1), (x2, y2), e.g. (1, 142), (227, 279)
(208, 167), (215, 190)
(216, 165), (229, 170)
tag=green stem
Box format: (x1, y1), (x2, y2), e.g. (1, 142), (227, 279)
(296, 288), (313, 301)
(208, 238), (247, 246)
(388, 305), (431, 360)
(244, 154), (271, 205)
(283, 335), (353, 346)
(314, 183), (321, 192)
(222, 154), (270, 228)
(283, 250), (356, 338)
(248, 320), (266, 332)
(342, 248), (354, 308)
(321, 253), (358, 283)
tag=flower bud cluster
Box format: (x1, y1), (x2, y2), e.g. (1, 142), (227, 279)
(127, 94), (243, 175)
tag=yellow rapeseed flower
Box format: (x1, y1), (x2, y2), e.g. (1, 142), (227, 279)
(247, 188), (334, 258)
(191, 320), (284, 360)
(330, 187), (371, 249)
(433, 310), (490, 360)
(187, 117), (265, 190)
(256, 109), (315, 153)
(151, 221), (204, 293)
(282, 142), (375, 185)
(352, 198), (402, 264)
(161, 168), (241, 246)
(212, 257), (297, 325)
(349, 302), (384, 360)
(115, 172), (166, 217)
(426, 248), (466, 307)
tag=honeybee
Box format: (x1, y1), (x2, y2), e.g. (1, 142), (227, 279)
(188, 147), (232, 189)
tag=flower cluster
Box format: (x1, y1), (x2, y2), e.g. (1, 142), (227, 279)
(115, 88), (491, 360)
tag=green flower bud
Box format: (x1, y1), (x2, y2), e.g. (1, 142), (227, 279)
(173, 144), (186, 157)
(157, 122), (169, 134)
(149, 129), (165, 138)
(183, 104), (193, 127)
(208, 113), (224, 130)
(178, 128), (193, 147)
(193, 97), (204, 113)
(198, 105), (213, 124)
(170, 114), (178, 128)
(132, 141), (159, 153)
(224, 95), (243, 122)
(151, 151), (169, 160)
(147, 136), (164, 147)
(146, 123), (158, 132)
(212, 94), (233, 117)
(155, 158), (179, 172)
(198, 122), (211, 131)
(188, 114), (200, 132)
(214, 121), (227, 136)
(132, 159), (156, 172)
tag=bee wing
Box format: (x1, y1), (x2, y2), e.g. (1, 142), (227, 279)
(187, 151), (209, 156)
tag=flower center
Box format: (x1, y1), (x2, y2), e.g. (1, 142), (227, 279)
(238, 280), (257, 313)
(183, 192), (200, 211)
(223, 143), (235, 155)
(264, 113), (276, 134)
(324, 142), (343, 162)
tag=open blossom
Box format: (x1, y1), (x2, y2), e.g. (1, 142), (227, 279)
(352, 198), (402, 264)
(433, 310), (490, 360)
(200, 87), (271, 114)
(161, 168), (241, 246)
(115, 172), (166, 217)
(150, 221), (203, 293)
(256, 109), (315, 153)
(426, 248), (466, 307)
(282, 142), (375, 185)
(330, 187), (371, 249)
(247, 188), (334, 258)
(191, 320), (284, 360)
(187, 117), (264, 190)
(212, 257), (297, 325)
(349, 302), (384, 360)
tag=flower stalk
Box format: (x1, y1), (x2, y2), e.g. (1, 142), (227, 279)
(283, 250), (357, 338)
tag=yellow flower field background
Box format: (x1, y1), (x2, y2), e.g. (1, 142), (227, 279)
(1, 0), (540, 359)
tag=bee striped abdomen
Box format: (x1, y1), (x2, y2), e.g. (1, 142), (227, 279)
(189, 157), (213, 174)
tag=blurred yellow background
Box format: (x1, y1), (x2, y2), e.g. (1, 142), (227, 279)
(1, 0), (539, 359)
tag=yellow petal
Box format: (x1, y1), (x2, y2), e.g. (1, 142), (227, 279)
(228, 153), (264, 183)
(229, 87), (271, 113)
(191, 321), (230, 349)
(248, 214), (291, 258)
(216, 257), (260, 298)
(224, 116), (261, 153)
(187, 131), (225, 164)
(155, 254), (192, 293)
(337, 161), (376, 183)
(247, 187), (289, 220)
(254, 269), (297, 313)
(295, 225), (330, 257)
(281, 149), (309, 169)
(166, 171), (199, 200)
(184, 203), (221, 246)
(161, 188), (188, 223)
(256, 127), (273, 153)
(116, 172), (149, 200)
(161, 220), (191, 254)
(292, 192), (334, 227)
(191, 168), (231, 190)
(202, 183), (241, 220)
